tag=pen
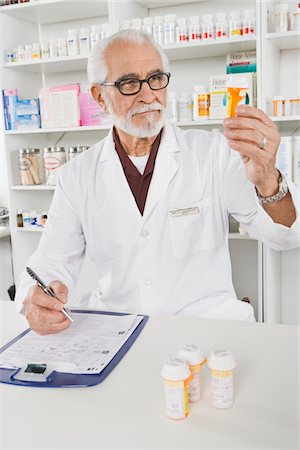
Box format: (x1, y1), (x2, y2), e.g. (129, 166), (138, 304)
(26, 266), (74, 322)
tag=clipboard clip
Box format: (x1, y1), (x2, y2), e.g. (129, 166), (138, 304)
(10, 363), (54, 383)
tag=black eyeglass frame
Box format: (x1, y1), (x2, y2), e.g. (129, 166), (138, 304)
(100, 71), (171, 96)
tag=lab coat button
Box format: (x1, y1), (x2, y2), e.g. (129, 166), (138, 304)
(142, 229), (150, 238)
(145, 279), (153, 288)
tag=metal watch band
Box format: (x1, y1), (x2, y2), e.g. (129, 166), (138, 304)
(256, 171), (289, 205)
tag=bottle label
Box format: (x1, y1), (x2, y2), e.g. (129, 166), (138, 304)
(210, 369), (234, 408)
(164, 379), (189, 419)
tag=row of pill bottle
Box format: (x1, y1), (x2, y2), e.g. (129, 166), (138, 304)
(273, 97), (300, 116)
(167, 92), (193, 122)
(17, 210), (48, 228)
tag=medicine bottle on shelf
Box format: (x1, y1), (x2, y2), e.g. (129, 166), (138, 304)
(292, 3), (300, 30)
(31, 43), (41, 59)
(229, 11), (242, 37)
(164, 14), (177, 45)
(79, 28), (90, 55)
(242, 9), (256, 35)
(202, 14), (214, 40)
(153, 16), (164, 45)
(178, 92), (193, 122)
(24, 44), (32, 61)
(44, 147), (66, 186)
(41, 43), (50, 59)
(49, 38), (58, 58)
(101, 23), (110, 39)
(215, 12), (228, 39)
(119, 19), (130, 31)
(19, 148), (42, 186)
(189, 16), (201, 41)
(178, 344), (206, 402)
(274, 3), (289, 32)
(207, 348), (236, 409)
(130, 18), (142, 30)
(176, 17), (189, 43)
(161, 358), (191, 420)
(142, 17), (153, 35)
(273, 95), (286, 116)
(58, 38), (67, 58)
(67, 29), (79, 56)
(167, 91), (178, 122)
(90, 25), (101, 48)
(193, 85), (210, 121)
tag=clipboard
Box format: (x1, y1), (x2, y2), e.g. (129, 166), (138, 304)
(0, 309), (148, 388)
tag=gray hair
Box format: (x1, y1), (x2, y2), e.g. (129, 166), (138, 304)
(87, 29), (170, 86)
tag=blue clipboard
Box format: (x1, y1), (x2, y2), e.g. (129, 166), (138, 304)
(0, 310), (148, 388)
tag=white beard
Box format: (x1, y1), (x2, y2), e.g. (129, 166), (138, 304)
(102, 92), (166, 138)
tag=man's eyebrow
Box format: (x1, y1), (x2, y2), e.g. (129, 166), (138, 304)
(117, 69), (164, 81)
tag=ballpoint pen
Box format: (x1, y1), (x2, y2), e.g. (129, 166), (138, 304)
(26, 266), (74, 322)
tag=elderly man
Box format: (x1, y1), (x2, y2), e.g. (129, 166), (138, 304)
(17, 30), (299, 335)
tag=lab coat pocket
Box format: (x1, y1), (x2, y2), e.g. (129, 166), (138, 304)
(169, 197), (223, 258)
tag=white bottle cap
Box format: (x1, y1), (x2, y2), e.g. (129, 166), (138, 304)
(161, 358), (191, 381)
(143, 17), (153, 24)
(67, 29), (78, 35)
(80, 28), (90, 34)
(275, 3), (288, 13)
(216, 12), (227, 20)
(189, 15), (200, 23)
(194, 84), (208, 93)
(226, 76), (248, 88)
(207, 348), (236, 371)
(203, 14), (213, 21)
(177, 16), (187, 24)
(229, 10), (241, 17)
(244, 9), (255, 16)
(178, 344), (206, 366)
(164, 14), (177, 21)
(154, 16), (163, 23)
(273, 95), (284, 101)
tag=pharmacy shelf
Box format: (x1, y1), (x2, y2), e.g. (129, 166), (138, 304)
(266, 31), (300, 51)
(271, 115), (300, 122)
(164, 36), (256, 61)
(270, 116), (300, 133)
(4, 37), (257, 71)
(0, 227), (10, 239)
(176, 120), (223, 127)
(0, 0), (108, 24)
(4, 55), (89, 74)
(10, 185), (55, 191)
(5, 125), (111, 134)
(16, 228), (43, 233)
(135, 0), (204, 7)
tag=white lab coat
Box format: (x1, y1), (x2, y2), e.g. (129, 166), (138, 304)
(15, 124), (300, 320)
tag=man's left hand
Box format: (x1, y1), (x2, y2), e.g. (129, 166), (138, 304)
(223, 105), (281, 196)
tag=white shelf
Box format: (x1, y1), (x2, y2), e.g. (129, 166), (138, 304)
(176, 120), (223, 127)
(4, 37), (257, 72)
(266, 31), (300, 51)
(0, 0), (108, 24)
(229, 233), (254, 240)
(135, 0), (204, 7)
(16, 228), (43, 233)
(5, 125), (111, 134)
(164, 36), (256, 61)
(0, 227), (10, 239)
(4, 55), (89, 74)
(11, 185), (55, 191)
(270, 115), (300, 123)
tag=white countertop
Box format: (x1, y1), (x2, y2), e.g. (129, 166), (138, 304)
(0, 301), (298, 449)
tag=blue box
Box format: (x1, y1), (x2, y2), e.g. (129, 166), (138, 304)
(2, 89), (18, 130)
(16, 98), (40, 116)
(16, 114), (41, 130)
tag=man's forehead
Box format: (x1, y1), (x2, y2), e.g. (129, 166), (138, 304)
(105, 41), (163, 77)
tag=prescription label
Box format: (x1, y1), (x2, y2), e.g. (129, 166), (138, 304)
(164, 379), (189, 419)
(210, 369), (234, 409)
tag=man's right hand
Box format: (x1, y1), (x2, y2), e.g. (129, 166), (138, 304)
(23, 281), (71, 335)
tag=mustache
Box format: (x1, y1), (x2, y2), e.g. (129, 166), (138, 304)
(129, 102), (164, 117)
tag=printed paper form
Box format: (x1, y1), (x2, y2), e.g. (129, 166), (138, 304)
(0, 313), (143, 374)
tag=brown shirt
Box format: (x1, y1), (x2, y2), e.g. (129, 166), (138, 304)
(113, 127), (162, 215)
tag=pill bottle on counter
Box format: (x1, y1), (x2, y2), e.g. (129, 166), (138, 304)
(207, 348), (236, 409)
(178, 344), (206, 402)
(161, 358), (191, 420)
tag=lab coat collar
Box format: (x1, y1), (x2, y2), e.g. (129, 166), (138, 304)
(99, 123), (181, 221)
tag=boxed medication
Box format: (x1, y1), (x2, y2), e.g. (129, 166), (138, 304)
(226, 51), (256, 74)
(16, 98), (40, 116)
(16, 114), (41, 130)
(39, 83), (80, 128)
(209, 73), (256, 119)
(2, 88), (18, 130)
(79, 92), (111, 126)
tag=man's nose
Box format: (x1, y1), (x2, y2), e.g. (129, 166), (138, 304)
(137, 81), (156, 102)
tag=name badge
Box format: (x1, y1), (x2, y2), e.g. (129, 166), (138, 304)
(169, 207), (200, 218)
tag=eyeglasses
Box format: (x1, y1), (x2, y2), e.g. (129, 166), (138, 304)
(100, 72), (171, 96)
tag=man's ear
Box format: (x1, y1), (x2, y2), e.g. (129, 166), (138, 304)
(91, 85), (107, 111)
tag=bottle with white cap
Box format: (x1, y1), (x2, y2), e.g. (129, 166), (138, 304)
(178, 344), (206, 402)
(189, 15), (201, 41)
(153, 16), (164, 45)
(202, 14), (214, 40)
(142, 17), (153, 34)
(167, 91), (178, 122)
(161, 357), (191, 420)
(207, 348), (236, 409)
(164, 14), (177, 45)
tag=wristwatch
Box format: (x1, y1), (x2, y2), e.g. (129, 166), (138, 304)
(256, 171), (289, 205)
